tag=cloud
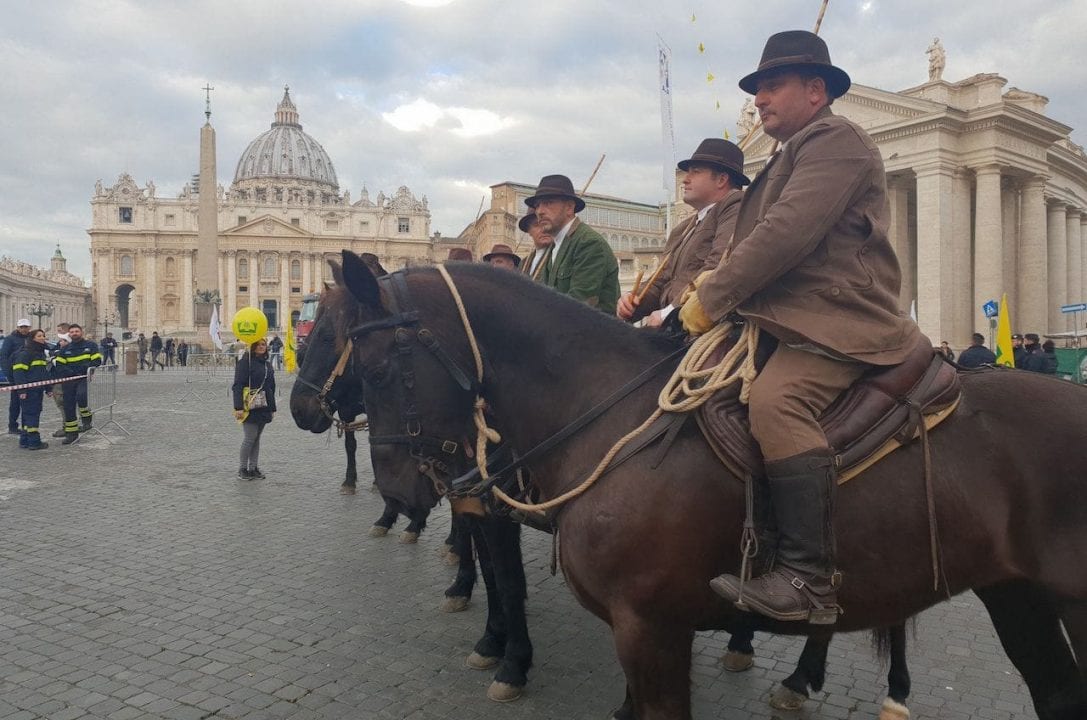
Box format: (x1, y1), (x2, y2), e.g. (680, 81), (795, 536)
(0, 0), (1084, 281)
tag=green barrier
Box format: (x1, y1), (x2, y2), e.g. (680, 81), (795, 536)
(1054, 347), (1087, 384)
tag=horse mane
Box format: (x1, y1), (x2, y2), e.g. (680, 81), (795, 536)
(401, 263), (684, 356)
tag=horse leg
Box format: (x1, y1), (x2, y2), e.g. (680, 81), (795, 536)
(878, 623), (912, 720)
(465, 517), (505, 671)
(721, 616), (756, 672)
(770, 633), (830, 711)
(612, 612), (694, 719)
(400, 505), (429, 544)
(442, 516), (477, 613)
(442, 511), (470, 565)
(480, 517), (531, 703)
(369, 498), (398, 537)
(610, 685), (633, 720)
(977, 581), (1087, 720)
(340, 429), (357, 494)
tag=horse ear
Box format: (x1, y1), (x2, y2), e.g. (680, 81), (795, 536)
(359, 252), (388, 278)
(341, 250), (382, 309)
(327, 258), (345, 286)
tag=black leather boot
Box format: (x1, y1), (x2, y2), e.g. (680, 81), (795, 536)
(710, 449), (840, 624)
(61, 432), (79, 445)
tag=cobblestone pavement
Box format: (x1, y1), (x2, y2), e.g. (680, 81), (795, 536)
(0, 370), (1037, 719)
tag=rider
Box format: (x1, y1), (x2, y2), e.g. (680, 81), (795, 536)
(679, 30), (922, 624)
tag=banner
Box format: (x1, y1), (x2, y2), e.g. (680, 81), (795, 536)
(209, 304), (224, 351)
(994, 292), (1015, 367)
(284, 316), (297, 374)
(658, 39), (676, 196)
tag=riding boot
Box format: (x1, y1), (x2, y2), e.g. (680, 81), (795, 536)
(750, 473), (778, 576)
(710, 449), (840, 625)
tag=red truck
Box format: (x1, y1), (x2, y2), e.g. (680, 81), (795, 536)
(294, 292), (320, 351)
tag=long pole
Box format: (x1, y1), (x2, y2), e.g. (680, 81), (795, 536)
(580, 154), (607, 195)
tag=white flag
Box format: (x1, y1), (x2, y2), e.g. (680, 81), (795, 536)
(658, 39), (676, 195)
(909, 299), (917, 323)
(209, 304), (224, 350)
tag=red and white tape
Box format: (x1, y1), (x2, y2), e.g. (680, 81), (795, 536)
(0, 375), (88, 393)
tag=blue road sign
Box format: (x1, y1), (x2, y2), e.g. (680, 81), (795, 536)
(1061, 303), (1087, 314)
(982, 300), (999, 318)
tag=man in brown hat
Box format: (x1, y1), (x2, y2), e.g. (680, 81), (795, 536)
(679, 30), (922, 624)
(528, 175), (619, 314)
(445, 248), (473, 263)
(483, 244), (521, 271)
(617, 138), (748, 327)
(519, 212), (553, 282)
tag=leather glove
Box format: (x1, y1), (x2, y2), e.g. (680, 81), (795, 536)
(679, 290), (715, 336)
(678, 269), (715, 306)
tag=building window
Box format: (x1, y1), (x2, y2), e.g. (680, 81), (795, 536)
(263, 256), (277, 278)
(275, 188), (283, 202)
(291, 287), (301, 294)
(359, 220), (370, 232)
(164, 214), (176, 227)
(255, 188), (267, 203)
(325, 219), (340, 231)
(237, 216), (247, 225)
(262, 300), (278, 329)
(398, 217), (410, 233)
(119, 254), (134, 276)
(238, 257), (248, 278)
(165, 256), (177, 278)
(119, 207), (133, 223)
(290, 259), (301, 280)
(239, 285), (248, 293)
(291, 218), (300, 226)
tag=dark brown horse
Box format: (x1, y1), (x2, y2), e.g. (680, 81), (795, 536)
(331, 253), (1087, 719)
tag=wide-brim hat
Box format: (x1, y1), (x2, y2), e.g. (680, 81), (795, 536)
(524, 175), (586, 213)
(446, 247), (473, 262)
(677, 138), (751, 186)
(482, 244), (521, 268)
(517, 212), (538, 233)
(739, 30), (851, 99)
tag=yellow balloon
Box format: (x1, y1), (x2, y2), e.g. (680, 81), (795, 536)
(232, 306), (268, 344)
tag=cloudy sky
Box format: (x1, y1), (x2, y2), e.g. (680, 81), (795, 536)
(2, 0), (1084, 280)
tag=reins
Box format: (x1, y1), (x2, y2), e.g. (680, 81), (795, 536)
(293, 339), (368, 435)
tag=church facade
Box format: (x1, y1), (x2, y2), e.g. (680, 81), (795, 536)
(88, 89), (433, 337)
(0, 247), (91, 333)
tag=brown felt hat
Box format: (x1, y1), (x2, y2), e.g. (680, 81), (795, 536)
(446, 247), (473, 262)
(518, 212), (538, 232)
(524, 175), (585, 213)
(677, 138), (750, 186)
(739, 30), (851, 99)
(482, 244), (521, 268)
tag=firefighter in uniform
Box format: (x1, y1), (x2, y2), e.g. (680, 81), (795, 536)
(11, 329), (51, 450)
(53, 323), (103, 445)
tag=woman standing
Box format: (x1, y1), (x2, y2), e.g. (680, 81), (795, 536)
(12, 329), (51, 450)
(232, 338), (276, 479)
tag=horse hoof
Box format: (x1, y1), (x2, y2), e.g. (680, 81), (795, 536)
(441, 596), (470, 613)
(339, 485), (356, 495)
(369, 482), (380, 494)
(769, 684), (808, 711)
(878, 698), (911, 720)
(721, 650), (754, 672)
(443, 551), (461, 566)
(439, 543), (453, 557)
(487, 681), (523, 703)
(368, 525), (389, 538)
(466, 652), (499, 670)
(399, 531), (419, 544)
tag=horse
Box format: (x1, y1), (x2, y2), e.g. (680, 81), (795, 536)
(331, 252), (1087, 720)
(307, 253), (918, 718)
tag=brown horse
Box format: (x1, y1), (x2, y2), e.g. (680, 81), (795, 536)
(334, 252), (1087, 720)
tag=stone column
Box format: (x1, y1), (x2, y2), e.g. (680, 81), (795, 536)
(1001, 180), (1019, 314)
(1018, 178), (1048, 335)
(887, 177), (913, 312)
(143, 249), (158, 331)
(951, 168), (973, 343)
(181, 251), (194, 330)
(225, 251), (238, 326)
(280, 254), (290, 331)
(1047, 200), (1068, 332)
(1067, 208), (1083, 306)
(914, 163), (957, 342)
(973, 165), (1003, 333)
(302, 253), (312, 294)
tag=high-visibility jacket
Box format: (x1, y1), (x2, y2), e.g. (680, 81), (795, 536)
(53, 338), (103, 378)
(11, 345), (51, 384)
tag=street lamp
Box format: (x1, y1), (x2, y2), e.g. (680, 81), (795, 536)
(99, 309), (118, 339)
(24, 300), (54, 329)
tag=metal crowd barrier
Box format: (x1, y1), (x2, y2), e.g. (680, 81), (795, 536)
(175, 352), (238, 402)
(81, 366), (131, 444)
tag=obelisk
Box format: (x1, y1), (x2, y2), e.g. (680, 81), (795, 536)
(195, 84), (219, 305)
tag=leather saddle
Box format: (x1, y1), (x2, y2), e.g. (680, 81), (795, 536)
(697, 333), (961, 482)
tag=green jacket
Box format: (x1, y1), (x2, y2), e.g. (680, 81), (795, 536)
(540, 218), (620, 314)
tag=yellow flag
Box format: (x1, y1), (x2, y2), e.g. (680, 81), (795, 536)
(994, 292), (1015, 367)
(698, 42), (705, 54)
(706, 72), (715, 83)
(691, 13), (696, 21)
(284, 316), (298, 374)
(722, 128), (729, 139)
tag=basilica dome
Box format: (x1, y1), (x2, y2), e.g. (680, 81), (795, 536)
(232, 88), (339, 191)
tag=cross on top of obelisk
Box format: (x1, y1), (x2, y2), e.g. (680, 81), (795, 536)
(202, 83), (214, 120)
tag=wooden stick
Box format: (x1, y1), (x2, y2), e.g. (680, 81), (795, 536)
(631, 269), (646, 298)
(813, 0), (830, 33)
(580, 154), (607, 195)
(633, 252), (672, 305)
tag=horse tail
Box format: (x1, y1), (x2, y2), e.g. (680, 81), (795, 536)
(870, 618), (914, 662)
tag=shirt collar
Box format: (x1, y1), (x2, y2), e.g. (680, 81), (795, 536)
(550, 218), (577, 261)
(696, 202), (716, 223)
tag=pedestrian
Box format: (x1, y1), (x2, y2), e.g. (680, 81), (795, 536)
(1023, 339), (1059, 374)
(164, 337), (175, 367)
(136, 332), (148, 369)
(177, 339), (189, 366)
(53, 324), (103, 444)
(1011, 333), (1027, 367)
(482, 244), (522, 271)
(49, 334), (70, 438)
(957, 332), (997, 368)
(100, 332), (118, 365)
(518, 213), (553, 282)
(268, 334), (284, 370)
(938, 341), (956, 362)
(11, 329), (51, 450)
(232, 338), (276, 480)
(149, 331), (165, 370)
(0, 319), (33, 434)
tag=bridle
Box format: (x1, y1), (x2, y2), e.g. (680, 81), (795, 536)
(349, 271), (479, 496)
(293, 338), (368, 436)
